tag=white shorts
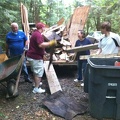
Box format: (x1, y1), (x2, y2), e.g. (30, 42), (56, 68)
(27, 57), (44, 77)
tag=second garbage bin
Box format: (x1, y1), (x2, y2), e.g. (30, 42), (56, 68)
(87, 57), (120, 120)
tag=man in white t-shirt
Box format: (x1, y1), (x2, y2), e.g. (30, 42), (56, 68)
(97, 21), (120, 55)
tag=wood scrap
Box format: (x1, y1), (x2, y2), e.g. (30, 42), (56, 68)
(21, 3), (92, 65)
(42, 5), (93, 64)
(60, 38), (71, 46)
(65, 43), (98, 53)
(43, 31), (61, 41)
(45, 24), (65, 33)
(80, 53), (118, 60)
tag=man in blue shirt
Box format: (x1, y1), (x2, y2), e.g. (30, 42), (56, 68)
(6, 22), (32, 83)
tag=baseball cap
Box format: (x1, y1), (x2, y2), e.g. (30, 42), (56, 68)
(36, 22), (45, 29)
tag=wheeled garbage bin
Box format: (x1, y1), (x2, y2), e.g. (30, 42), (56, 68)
(84, 63), (89, 93)
(87, 58), (120, 120)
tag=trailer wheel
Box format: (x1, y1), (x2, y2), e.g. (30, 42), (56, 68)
(7, 79), (18, 97)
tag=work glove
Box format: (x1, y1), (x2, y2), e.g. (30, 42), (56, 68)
(49, 40), (57, 47)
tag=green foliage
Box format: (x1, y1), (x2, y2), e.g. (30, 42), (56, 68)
(0, 0), (120, 50)
(0, 0), (22, 50)
(85, 0), (120, 34)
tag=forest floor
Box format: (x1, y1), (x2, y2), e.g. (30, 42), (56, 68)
(0, 65), (112, 120)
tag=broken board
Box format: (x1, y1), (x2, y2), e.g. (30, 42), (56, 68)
(44, 61), (62, 94)
(80, 53), (119, 60)
(65, 43), (98, 53)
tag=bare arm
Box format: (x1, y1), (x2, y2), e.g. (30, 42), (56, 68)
(38, 42), (50, 48)
(25, 40), (30, 46)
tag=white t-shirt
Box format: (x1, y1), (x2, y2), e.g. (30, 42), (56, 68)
(98, 32), (120, 54)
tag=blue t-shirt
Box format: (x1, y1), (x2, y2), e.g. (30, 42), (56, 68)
(75, 38), (92, 60)
(6, 30), (27, 57)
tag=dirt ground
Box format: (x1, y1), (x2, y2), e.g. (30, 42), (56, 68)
(0, 65), (111, 120)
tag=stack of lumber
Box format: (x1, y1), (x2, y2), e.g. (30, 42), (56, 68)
(42, 6), (92, 63)
(20, 4), (94, 63)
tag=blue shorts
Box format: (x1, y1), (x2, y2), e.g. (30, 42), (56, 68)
(27, 57), (44, 77)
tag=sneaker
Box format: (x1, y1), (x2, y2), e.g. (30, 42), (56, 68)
(81, 83), (84, 87)
(81, 79), (83, 82)
(32, 82), (42, 87)
(32, 87), (45, 93)
(74, 79), (79, 82)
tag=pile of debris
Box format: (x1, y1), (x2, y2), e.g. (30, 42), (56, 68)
(21, 3), (91, 65)
(43, 6), (91, 65)
(43, 20), (73, 63)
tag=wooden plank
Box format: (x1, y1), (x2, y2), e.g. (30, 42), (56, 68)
(20, 3), (24, 24)
(69, 6), (91, 47)
(45, 24), (65, 33)
(65, 43), (98, 53)
(20, 3), (30, 42)
(43, 31), (61, 41)
(44, 61), (62, 94)
(80, 53), (119, 60)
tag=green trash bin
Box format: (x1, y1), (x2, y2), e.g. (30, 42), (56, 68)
(87, 58), (120, 120)
(84, 63), (89, 93)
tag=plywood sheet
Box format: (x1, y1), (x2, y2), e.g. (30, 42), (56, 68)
(69, 6), (90, 47)
(44, 61), (62, 94)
